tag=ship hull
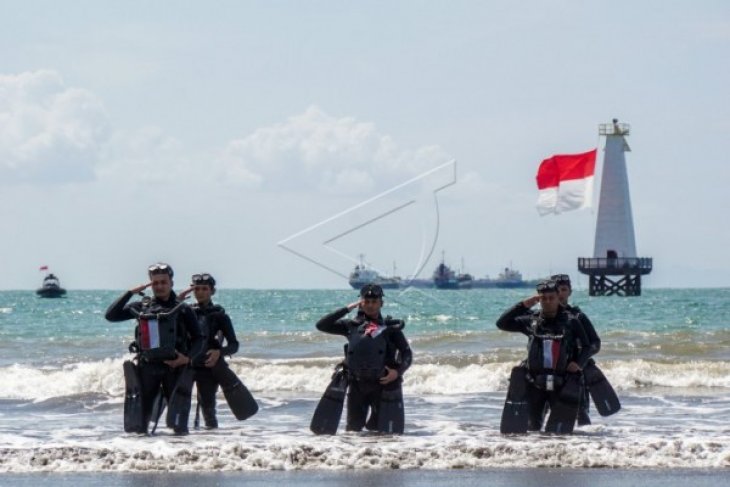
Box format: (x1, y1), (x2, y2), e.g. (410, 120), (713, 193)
(348, 280), (400, 290)
(36, 287), (67, 298)
(434, 279), (472, 290)
(494, 281), (533, 289)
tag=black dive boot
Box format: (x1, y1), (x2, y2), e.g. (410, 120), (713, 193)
(202, 407), (218, 429)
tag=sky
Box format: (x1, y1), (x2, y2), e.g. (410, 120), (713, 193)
(1, 1), (728, 290)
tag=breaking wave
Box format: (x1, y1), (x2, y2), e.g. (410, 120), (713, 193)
(1, 357), (728, 402)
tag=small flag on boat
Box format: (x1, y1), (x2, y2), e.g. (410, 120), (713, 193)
(39, 265), (49, 271)
(535, 149), (597, 216)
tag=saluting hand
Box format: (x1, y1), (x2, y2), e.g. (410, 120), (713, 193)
(177, 286), (194, 300)
(130, 282), (151, 294)
(346, 299), (363, 311)
(522, 295), (540, 308)
(380, 366), (398, 384)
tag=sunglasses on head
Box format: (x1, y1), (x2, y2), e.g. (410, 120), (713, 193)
(192, 274), (214, 285)
(536, 281), (558, 293)
(148, 263), (173, 276)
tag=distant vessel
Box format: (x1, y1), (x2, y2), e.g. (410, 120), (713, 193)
(472, 266), (539, 289)
(36, 273), (67, 298)
(432, 257), (473, 290)
(348, 256), (400, 290)
(471, 277), (495, 289)
(348, 256), (537, 290)
(493, 267), (532, 288)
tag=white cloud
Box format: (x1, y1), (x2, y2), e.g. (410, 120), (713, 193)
(0, 70), (110, 184)
(0, 73), (473, 199)
(0, 76), (463, 195)
(219, 105), (453, 193)
(97, 126), (197, 185)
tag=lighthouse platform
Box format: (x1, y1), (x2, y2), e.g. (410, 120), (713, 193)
(578, 257), (653, 296)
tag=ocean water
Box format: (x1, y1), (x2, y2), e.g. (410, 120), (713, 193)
(0, 288), (729, 475)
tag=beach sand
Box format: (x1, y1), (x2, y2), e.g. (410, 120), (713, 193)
(1, 469), (728, 487)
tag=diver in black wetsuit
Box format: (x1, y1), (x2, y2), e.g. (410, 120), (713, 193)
(316, 284), (412, 432)
(551, 273), (601, 426)
(496, 279), (592, 432)
(105, 263), (204, 435)
(179, 273), (240, 429)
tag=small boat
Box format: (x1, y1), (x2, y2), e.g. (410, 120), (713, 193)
(36, 273), (67, 298)
(348, 256), (400, 290)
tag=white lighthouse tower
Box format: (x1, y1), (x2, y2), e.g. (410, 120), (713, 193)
(578, 119), (652, 296)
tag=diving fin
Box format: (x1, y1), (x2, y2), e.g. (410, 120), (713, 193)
(376, 387), (405, 434)
(211, 361), (259, 420)
(584, 362), (621, 416)
(544, 373), (582, 434)
(123, 360), (146, 433)
(500, 366), (530, 434)
(222, 381), (258, 421)
(166, 366), (195, 433)
(310, 366), (348, 435)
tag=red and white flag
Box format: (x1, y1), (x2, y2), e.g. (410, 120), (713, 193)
(139, 319), (160, 350)
(542, 338), (562, 369)
(535, 149), (597, 215)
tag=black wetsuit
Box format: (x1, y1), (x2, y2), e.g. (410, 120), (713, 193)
(105, 291), (204, 433)
(316, 308), (412, 432)
(191, 301), (240, 428)
(565, 303), (601, 423)
(565, 304), (601, 356)
(496, 303), (591, 430)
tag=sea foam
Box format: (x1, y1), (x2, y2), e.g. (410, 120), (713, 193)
(1, 357), (728, 401)
(1, 433), (728, 472)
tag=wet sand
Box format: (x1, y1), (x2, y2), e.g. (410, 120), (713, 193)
(2, 469), (728, 487)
